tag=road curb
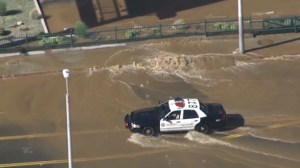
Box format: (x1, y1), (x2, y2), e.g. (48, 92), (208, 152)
(0, 43), (127, 58)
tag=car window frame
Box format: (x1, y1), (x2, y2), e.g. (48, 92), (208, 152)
(165, 110), (182, 120)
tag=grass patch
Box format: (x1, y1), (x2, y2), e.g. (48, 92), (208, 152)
(0, 0), (44, 38)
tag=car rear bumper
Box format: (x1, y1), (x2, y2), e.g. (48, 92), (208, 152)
(124, 114), (143, 133)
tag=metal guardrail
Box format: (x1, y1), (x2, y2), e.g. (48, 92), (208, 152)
(0, 16), (300, 53)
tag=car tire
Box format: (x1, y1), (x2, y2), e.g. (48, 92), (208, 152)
(195, 123), (209, 134)
(143, 127), (155, 136)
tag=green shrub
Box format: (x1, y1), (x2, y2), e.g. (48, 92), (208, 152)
(125, 30), (139, 39)
(0, 0), (6, 16)
(214, 22), (238, 31)
(30, 8), (42, 20)
(0, 26), (10, 35)
(74, 20), (87, 37)
(149, 27), (160, 34)
(144, 27), (160, 37)
(39, 36), (76, 47)
(172, 19), (190, 30)
(0, 26), (5, 35)
(18, 25), (30, 31)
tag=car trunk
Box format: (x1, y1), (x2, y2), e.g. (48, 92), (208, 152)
(203, 103), (227, 127)
(130, 107), (160, 127)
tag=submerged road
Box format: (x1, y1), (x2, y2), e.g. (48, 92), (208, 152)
(0, 149), (167, 168)
(0, 120), (298, 168)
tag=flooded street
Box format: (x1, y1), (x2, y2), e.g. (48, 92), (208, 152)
(0, 0), (299, 167)
(0, 36), (299, 167)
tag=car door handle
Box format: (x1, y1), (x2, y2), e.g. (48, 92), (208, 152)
(194, 120), (199, 122)
(176, 121), (181, 123)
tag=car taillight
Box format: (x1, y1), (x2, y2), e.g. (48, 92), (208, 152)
(124, 114), (130, 128)
(125, 122), (129, 128)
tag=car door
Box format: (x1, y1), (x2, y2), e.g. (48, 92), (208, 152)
(180, 110), (200, 131)
(160, 110), (182, 132)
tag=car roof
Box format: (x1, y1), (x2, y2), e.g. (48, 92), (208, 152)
(168, 98), (200, 111)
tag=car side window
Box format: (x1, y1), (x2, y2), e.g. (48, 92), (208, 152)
(183, 110), (198, 119)
(166, 110), (181, 120)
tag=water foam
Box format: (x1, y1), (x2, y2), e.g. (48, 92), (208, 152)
(235, 61), (259, 68)
(145, 52), (239, 72)
(185, 131), (233, 146)
(128, 132), (232, 149)
(262, 54), (300, 61)
(248, 131), (300, 144)
(99, 50), (300, 89)
(128, 131), (300, 162)
(217, 126), (300, 144)
(142, 52), (242, 86)
(128, 133), (189, 148)
(186, 131), (300, 163)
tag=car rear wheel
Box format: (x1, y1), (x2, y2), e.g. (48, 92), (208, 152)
(143, 127), (155, 136)
(195, 123), (209, 134)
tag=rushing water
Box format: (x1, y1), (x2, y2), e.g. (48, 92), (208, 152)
(0, 0), (300, 167)
(0, 37), (299, 168)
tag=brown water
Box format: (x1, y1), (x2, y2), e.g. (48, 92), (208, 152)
(0, 0), (300, 167)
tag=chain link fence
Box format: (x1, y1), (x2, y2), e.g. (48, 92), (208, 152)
(1, 16), (300, 53)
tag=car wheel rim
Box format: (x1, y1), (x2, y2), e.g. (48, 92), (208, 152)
(144, 128), (153, 135)
(198, 125), (207, 133)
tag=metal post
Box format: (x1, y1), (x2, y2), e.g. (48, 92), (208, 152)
(63, 69), (73, 168)
(204, 20), (207, 36)
(70, 30), (73, 48)
(238, 0), (245, 54)
(25, 33), (28, 52)
(115, 27), (118, 42)
(159, 24), (162, 37)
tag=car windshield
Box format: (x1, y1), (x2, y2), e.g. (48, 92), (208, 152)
(158, 101), (170, 117)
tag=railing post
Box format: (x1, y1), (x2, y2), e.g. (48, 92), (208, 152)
(294, 16), (297, 33)
(250, 17), (256, 37)
(25, 33), (29, 52)
(159, 24), (162, 37)
(249, 17), (252, 33)
(115, 27), (118, 42)
(204, 20), (207, 36)
(70, 30), (73, 48)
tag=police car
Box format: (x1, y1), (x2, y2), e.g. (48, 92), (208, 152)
(124, 97), (227, 136)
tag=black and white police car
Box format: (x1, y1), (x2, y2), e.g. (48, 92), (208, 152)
(124, 97), (227, 136)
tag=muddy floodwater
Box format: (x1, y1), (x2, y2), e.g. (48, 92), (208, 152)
(0, 0), (300, 168)
(0, 35), (299, 168)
